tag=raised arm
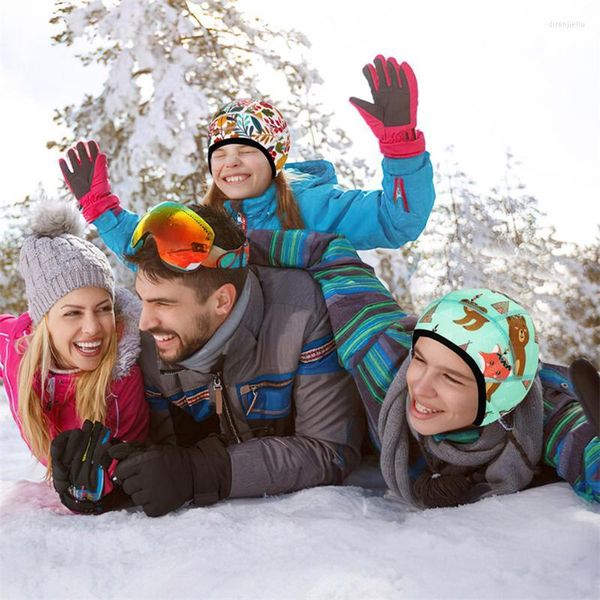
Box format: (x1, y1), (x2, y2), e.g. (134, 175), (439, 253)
(59, 141), (140, 267)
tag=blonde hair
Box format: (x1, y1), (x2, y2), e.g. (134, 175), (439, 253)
(17, 317), (118, 478)
(204, 171), (306, 230)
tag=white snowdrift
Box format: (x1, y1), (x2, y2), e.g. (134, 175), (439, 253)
(1, 394), (598, 600)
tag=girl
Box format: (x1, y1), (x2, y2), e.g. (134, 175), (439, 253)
(0, 202), (149, 513)
(245, 229), (599, 506)
(59, 55), (435, 258)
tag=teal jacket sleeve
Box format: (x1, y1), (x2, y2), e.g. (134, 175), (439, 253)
(92, 208), (140, 271)
(295, 153), (435, 251)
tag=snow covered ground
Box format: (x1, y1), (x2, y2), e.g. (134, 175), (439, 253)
(1, 392), (599, 600)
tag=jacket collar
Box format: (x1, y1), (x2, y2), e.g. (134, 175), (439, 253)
(225, 183), (277, 222)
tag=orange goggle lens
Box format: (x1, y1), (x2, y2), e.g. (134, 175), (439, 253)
(131, 202), (248, 271)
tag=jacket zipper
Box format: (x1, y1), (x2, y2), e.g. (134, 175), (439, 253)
(212, 372), (242, 444)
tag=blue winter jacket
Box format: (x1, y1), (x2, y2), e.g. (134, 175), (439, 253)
(92, 154), (435, 262)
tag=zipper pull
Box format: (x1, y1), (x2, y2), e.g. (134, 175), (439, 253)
(212, 373), (223, 415)
(44, 377), (56, 411)
(245, 385), (259, 416)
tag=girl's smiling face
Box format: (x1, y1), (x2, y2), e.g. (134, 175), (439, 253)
(46, 287), (115, 371)
(406, 336), (479, 436)
(210, 144), (273, 200)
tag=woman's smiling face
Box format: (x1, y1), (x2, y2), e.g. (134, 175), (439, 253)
(46, 286), (115, 371)
(406, 336), (479, 436)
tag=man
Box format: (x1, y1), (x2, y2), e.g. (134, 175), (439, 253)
(100, 202), (364, 517)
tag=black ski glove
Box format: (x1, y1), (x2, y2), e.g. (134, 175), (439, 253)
(412, 472), (491, 508)
(569, 358), (600, 436)
(59, 141), (100, 200)
(109, 436), (232, 518)
(51, 420), (130, 515)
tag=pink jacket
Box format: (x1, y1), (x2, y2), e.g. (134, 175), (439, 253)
(0, 288), (149, 467)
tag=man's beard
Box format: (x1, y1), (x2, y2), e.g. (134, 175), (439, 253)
(155, 313), (213, 365)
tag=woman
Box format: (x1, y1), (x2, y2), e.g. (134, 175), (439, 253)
(0, 201), (149, 513)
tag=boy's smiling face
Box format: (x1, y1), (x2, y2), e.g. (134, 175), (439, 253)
(406, 336), (479, 436)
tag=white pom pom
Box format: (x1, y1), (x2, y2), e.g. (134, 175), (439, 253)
(29, 200), (86, 238)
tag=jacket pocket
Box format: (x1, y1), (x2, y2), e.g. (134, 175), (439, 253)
(237, 376), (294, 420)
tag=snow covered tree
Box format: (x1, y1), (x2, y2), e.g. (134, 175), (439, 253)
(374, 147), (502, 315)
(545, 232), (600, 365)
(48, 0), (370, 214)
(480, 152), (570, 362)
(374, 149), (598, 364)
(0, 194), (41, 315)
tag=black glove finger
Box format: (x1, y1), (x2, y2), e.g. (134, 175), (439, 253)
(69, 420), (95, 482)
(569, 358), (600, 436)
(87, 140), (99, 162)
(50, 430), (72, 466)
(112, 448), (150, 482)
(362, 64), (378, 97)
(76, 141), (92, 169)
(67, 148), (80, 171)
(81, 421), (107, 489)
(59, 158), (74, 181)
(396, 61), (409, 90)
(349, 96), (383, 121)
(50, 431), (75, 493)
(120, 473), (145, 498)
(61, 428), (87, 467)
(86, 421), (104, 454)
(386, 58), (400, 89)
(142, 500), (173, 518)
(109, 442), (145, 462)
(91, 424), (113, 470)
(374, 55), (388, 89)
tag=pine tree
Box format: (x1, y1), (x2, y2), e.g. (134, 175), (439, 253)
(48, 0), (370, 212)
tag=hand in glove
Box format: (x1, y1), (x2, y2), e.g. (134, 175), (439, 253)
(59, 140), (121, 223)
(569, 358), (600, 436)
(51, 420), (130, 515)
(109, 436), (231, 518)
(350, 54), (425, 158)
(412, 471), (491, 508)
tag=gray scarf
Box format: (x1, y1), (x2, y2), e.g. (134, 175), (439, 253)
(379, 359), (544, 508)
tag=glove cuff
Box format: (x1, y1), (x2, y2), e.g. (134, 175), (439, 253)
(379, 129), (426, 158)
(80, 192), (122, 224)
(190, 437), (232, 506)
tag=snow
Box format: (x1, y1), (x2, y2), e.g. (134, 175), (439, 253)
(1, 392), (599, 600)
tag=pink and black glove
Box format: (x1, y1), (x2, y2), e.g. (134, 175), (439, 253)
(349, 55), (425, 158)
(59, 140), (121, 223)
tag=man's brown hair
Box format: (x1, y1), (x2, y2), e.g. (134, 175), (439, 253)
(127, 203), (248, 303)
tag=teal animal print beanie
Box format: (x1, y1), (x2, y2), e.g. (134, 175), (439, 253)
(413, 288), (540, 427)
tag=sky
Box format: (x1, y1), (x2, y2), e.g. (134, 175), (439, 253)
(0, 0), (598, 242)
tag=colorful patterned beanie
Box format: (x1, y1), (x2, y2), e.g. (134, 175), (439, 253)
(413, 288), (540, 427)
(207, 99), (291, 178)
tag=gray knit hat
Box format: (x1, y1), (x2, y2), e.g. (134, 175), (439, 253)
(19, 201), (115, 324)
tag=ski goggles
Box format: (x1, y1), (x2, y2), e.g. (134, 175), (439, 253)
(130, 202), (249, 271)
